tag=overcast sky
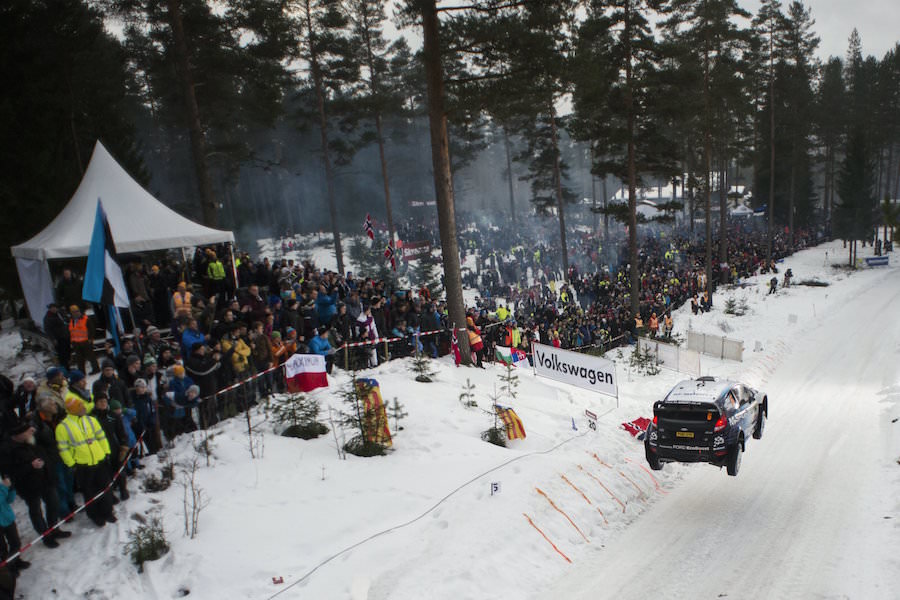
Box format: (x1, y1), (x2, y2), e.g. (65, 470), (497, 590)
(741, 0), (900, 60)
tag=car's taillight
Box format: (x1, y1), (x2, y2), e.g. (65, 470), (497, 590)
(713, 414), (727, 432)
(652, 415), (658, 426)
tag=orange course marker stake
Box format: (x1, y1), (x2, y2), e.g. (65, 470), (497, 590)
(523, 513), (572, 563)
(535, 487), (590, 543)
(562, 474), (608, 525)
(618, 470), (648, 499)
(577, 464), (626, 513)
(560, 474), (592, 505)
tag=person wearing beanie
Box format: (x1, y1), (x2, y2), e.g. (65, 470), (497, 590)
(13, 377), (37, 418)
(33, 398), (76, 517)
(163, 364), (195, 440)
(121, 354), (142, 389)
(55, 394), (116, 527)
(184, 343), (219, 428)
(67, 305), (100, 375)
(308, 326), (334, 374)
(91, 360), (128, 410)
(35, 368), (68, 414)
(220, 322), (252, 383)
(129, 378), (159, 455)
(91, 395), (130, 502)
(5, 421), (71, 550)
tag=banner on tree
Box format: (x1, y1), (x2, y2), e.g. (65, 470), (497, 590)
(284, 353), (328, 393)
(401, 240), (432, 262)
(357, 377), (392, 447)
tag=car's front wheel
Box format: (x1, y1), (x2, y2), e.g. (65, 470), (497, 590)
(726, 441), (742, 476)
(753, 409), (766, 440)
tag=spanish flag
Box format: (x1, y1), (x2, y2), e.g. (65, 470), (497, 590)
(495, 404), (526, 440)
(357, 378), (392, 447)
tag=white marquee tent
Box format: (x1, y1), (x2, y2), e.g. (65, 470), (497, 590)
(11, 141), (234, 324)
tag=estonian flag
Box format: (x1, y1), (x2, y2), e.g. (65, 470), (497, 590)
(82, 199), (130, 308)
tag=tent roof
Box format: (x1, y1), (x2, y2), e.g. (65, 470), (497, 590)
(11, 141), (234, 261)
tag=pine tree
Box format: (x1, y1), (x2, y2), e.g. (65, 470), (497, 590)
(836, 129), (875, 265)
(411, 256), (444, 299)
(0, 0), (146, 296)
(662, 0), (752, 300)
(571, 0), (678, 316)
(498, 361), (519, 401)
(480, 385), (506, 448)
(409, 345), (437, 382)
(388, 397), (408, 432)
(459, 378), (478, 408)
(292, 0), (359, 275)
(271, 393), (328, 439)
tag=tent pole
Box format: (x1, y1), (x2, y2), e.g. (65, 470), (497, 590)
(229, 241), (239, 299)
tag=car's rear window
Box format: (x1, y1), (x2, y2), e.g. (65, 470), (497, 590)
(655, 403), (719, 422)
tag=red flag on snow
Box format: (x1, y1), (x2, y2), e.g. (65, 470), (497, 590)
(284, 353), (328, 393)
(451, 328), (461, 367)
(384, 241), (396, 271)
(621, 417), (652, 437)
(364, 214), (374, 240)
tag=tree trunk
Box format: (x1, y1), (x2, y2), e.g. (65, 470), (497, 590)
(718, 157), (727, 268)
(375, 113), (395, 244)
(703, 47), (713, 296)
(602, 175), (609, 240)
(766, 27), (775, 264)
(823, 145), (831, 232)
(624, 0), (640, 318)
(788, 157), (795, 248)
(306, 2), (344, 274)
(420, 0), (470, 363)
(885, 143), (894, 201)
(549, 104), (569, 281)
(503, 127), (516, 225)
(167, 0), (217, 227)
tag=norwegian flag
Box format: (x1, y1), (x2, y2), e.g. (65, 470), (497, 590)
(384, 241), (396, 271)
(364, 213), (375, 240)
(451, 328), (461, 366)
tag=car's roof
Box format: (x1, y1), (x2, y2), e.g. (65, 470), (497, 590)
(662, 377), (736, 405)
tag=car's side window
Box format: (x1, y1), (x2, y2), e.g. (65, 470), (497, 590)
(727, 391), (738, 409)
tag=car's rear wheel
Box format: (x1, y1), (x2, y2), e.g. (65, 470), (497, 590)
(726, 441), (742, 476)
(753, 408), (766, 440)
(645, 440), (662, 471)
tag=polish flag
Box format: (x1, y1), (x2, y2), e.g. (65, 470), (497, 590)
(284, 353), (328, 393)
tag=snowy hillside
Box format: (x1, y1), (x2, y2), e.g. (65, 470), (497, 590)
(10, 239), (900, 600)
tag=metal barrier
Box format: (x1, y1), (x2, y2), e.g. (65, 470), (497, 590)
(686, 330), (743, 362)
(637, 336), (701, 375)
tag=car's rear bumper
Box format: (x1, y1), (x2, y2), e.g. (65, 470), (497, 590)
(647, 444), (728, 466)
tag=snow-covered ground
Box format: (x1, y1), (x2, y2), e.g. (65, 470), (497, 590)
(8, 239), (900, 600)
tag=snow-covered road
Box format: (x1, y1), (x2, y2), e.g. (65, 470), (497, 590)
(540, 272), (900, 600)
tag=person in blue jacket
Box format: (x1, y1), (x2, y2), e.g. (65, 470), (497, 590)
(0, 474), (28, 573)
(315, 285), (338, 327)
(308, 326), (334, 374)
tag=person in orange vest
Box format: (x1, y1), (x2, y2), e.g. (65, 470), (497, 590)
(664, 312), (674, 339)
(171, 282), (193, 321)
(466, 316), (484, 368)
(648, 312), (659, 338)
(67, 306), (99, 375)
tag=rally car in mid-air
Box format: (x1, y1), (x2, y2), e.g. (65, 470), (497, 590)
(644, 376), (767, 476)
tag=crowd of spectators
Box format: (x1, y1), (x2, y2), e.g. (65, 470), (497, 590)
(0, 214), (822, 593)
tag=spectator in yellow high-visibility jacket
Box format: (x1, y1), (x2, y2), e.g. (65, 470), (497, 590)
(55, 394), (116, 528)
